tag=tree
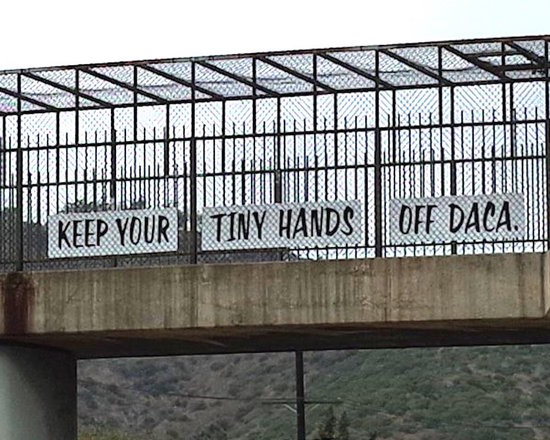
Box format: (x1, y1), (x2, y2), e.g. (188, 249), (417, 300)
(317, 406), (337, 440)
(192, 421), (228, 440)
(336, 411), (350, 440)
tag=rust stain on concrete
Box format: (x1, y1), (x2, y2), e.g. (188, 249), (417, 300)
(1, 272), (34, 335)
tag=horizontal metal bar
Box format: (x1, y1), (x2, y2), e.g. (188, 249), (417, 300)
(0, 73), (546, 116)
(495, 63), (542, 72)
(4, 152), (545, 191)
(0, 85), (58, 111)
(1, 116), (545, 153)
(380, 49), (453, 85)
(196, 60), (280, 97)
(22, 72), (113, 107)
(507, 41), (547, 66)
(80, 67), (168, 104)
(258, 56), (336, 92)
(472, 49), (521, 57)
(319, 53), (395, 89)
(444, 45), (506, 80)
(140, 65), (224, 99)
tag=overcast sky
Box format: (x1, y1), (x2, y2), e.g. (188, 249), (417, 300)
(1, 0), (549, 70)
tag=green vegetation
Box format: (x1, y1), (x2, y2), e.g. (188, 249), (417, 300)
(79, 345), (550, 439)
(311, 406), (351, 440)
(80, 426), (137, 440)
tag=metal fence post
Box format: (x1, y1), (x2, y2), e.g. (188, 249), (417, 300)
(450, 85), (457, 254)
(374, 50), (383, 258)
(110, 108), (117, 202)
(275, 96), (283, 204)
(16, 73), (23, 271)
(191, 61), (198, 264)
(545, 39), (550, 251)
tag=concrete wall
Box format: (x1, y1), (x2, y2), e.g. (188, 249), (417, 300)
(0, 253), (549, 358)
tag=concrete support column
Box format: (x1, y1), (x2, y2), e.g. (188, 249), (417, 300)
(0, 346), (76, 440)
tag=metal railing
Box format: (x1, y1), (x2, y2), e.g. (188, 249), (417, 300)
(0, 35), (549, 271)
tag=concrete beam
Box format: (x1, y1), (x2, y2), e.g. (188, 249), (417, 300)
(0, 253), (549, 358)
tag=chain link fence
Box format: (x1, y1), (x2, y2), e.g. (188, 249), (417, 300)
(0, 36), (549, 271)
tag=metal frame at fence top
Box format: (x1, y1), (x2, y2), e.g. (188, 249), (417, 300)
(0, 34), (549, 271)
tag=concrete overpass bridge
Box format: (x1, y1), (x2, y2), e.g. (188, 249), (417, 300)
(2, 252), (550, 439)
(3, 253), (550, 359)
(1, 34), (550, 439)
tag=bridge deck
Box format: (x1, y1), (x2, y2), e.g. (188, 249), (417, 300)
(1, 252), (549, 358)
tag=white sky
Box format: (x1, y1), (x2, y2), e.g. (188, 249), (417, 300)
(1, 0), (549, 71)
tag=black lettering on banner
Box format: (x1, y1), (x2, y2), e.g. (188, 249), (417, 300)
(73, 220), (83, 248)
(210, 213), (225, 243)
(341, 206), (355, 236)
(325, 208), (340, 237)
(390, 196), (521, 244)
(464, 203), (481, 234)
(130, 217), (142, 245)
(413, 205), (426, 234)
(310, 209), (323, 237)
(58, 221), (71, 249)
(158, 216), (170, 243)
(143, 216), (156, 243)
(483, 202), (496, 232)
(399, 205), (412, 234)
(293, 208), (308, 239)
(84, 219), (95, 247)
(496, 201), (512, 232)
(97, 220), (108, 246)
(449, 204), (464, 233)
(252, 211), (266, 240)
(237, 212), (251, 240)
(116, 218), (129, 246)
(228, 212), (236, 242)
(426, 205), (436, 234)
(279, 209), (292, 239)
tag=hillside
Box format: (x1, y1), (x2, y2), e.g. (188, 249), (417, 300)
(78, 345), (550, 440)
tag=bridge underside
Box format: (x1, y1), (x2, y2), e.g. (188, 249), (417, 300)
(1, 252), (549, 359)
(4, 320), (550, 359)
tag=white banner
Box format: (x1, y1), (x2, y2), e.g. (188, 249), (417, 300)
(389, 193), (525, 245)
(48, 208), (179, 258)
(201, 200), (363, 251)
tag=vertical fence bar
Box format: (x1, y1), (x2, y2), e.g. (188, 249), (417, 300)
(374, 50), (383, 258)
(450, 86), (456, 196)
(1, 115), (5, 203)
(333, 92), (338, 201)
(501, 43), (508, 159)
(1, 115), (4, 185)
(55, 111), (61, 214)
(133, 66), (139, 211)
(222, 100), (226, 206)
(76, 70), (80, 212)
(110, 107), (118, 268)
(252, 59), (257, 210)
(313, 54), (319, 260)
(16, 74), (23, 271)
(313, 53), (318, 201)
(0, 115), (4, 267)
(191, 62), (198, 264)
(545, 39), (550, 250)
(110, 108), (116, 203)
(275, 97), (282, 204)
(164, 103), (170, 176)
(450, 85), (457, 254)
